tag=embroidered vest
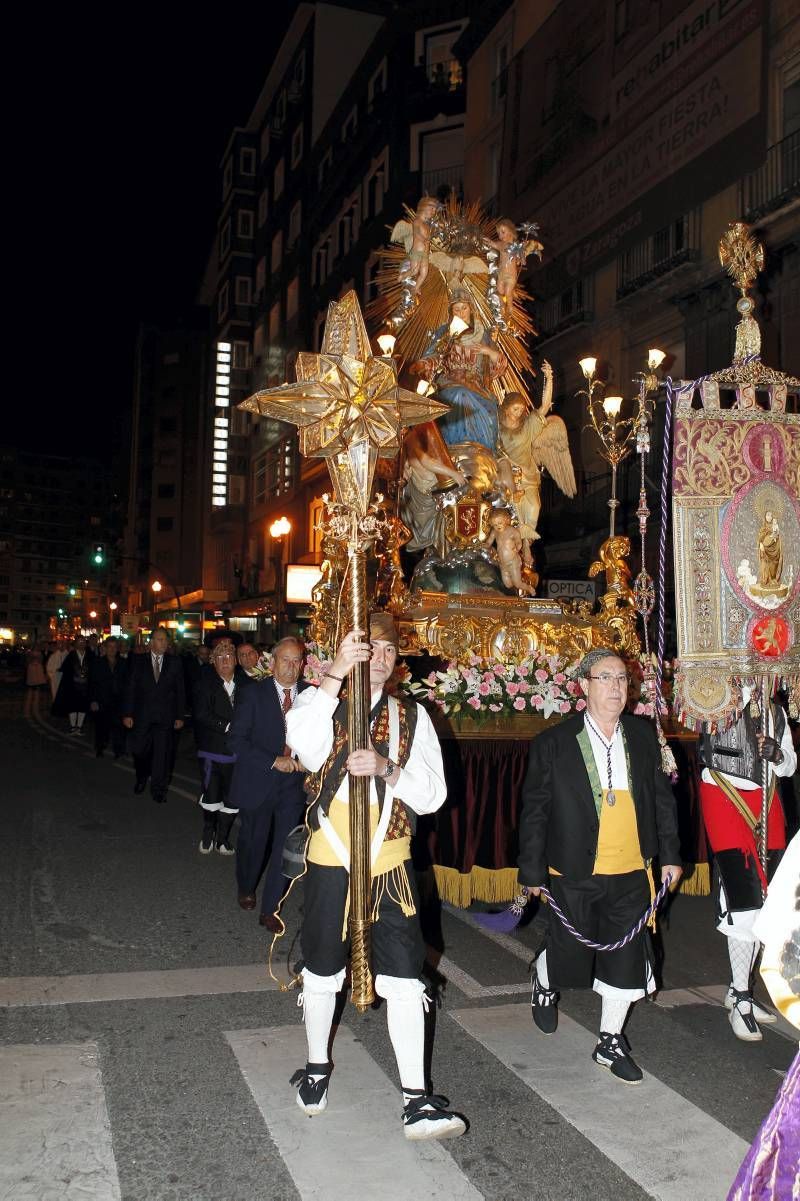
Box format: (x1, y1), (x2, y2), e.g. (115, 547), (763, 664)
(304, 691), (419, 837)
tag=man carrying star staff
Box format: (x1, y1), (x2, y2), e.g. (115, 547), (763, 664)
(518, 646), (682, 1084)
(285, 612), (466, 1140)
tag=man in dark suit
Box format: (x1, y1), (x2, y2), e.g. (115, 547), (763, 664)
(518, 646), (682, 1084)
(229, 637), (308, 933)
(88, 637), (128, 758)
(122, 628), (186, 803)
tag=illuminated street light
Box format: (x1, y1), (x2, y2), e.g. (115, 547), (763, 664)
(89, 610), (97, 619)
(151, 580), (162, 594)
(109, 602), (118, 612)
(269, 516), (291, 539)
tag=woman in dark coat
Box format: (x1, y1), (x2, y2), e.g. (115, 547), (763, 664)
(52, 636), (91, 733)
(193, 642), (253, 854)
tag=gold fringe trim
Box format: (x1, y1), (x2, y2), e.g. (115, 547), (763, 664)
(432, 864), (520, 908)
(677, 862), (711, 896)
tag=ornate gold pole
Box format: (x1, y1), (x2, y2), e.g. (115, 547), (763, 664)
(346, 534), (375, 1010)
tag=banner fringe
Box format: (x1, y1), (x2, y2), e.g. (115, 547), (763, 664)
(677, 862), (711, 896)
(432, 865), (520, 908)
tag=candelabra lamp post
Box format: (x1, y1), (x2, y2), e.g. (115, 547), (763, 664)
(579, 356), (635, 539)
(239, 292), (447, 1011)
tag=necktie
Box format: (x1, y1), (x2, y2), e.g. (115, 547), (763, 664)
(153, 656), (161, 683)
(282, 687), (292, 755)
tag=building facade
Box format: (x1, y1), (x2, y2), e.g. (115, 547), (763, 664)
(458, 0), (799, 580)
(204, 0), (469, 641)
(123, 319), (211, 641)
(0, 448), (122, 644)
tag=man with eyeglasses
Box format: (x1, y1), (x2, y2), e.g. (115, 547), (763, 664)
(518, 646), (682, 1084)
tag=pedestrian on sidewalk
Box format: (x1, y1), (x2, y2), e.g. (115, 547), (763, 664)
(52, 636), (91, 734)
(229, 637), (309, 932)
(45, 642), (67, 702)
(284, 614), (466, 1140)
(518, 646), (682, 1084)
(697, 686), (795, 1042)
(122, 627), (185, 803)
(88, 637), (128, 759)
(193, 642), (252, 854)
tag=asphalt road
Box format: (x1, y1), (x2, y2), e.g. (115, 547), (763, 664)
(1, 686), (795, 1201)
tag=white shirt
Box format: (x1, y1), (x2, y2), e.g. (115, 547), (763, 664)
(286, 686), (447, 816)
(700, 687), (796, 791)
(222, 678), (235, 699)
(273, 678), (298, 707)
(151, 653), (163, 676)
(583, 714), (630, 792)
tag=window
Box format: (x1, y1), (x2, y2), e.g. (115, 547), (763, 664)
(258, 189), (268, 227)
(288, 200), (302, 247)
(253, 437), (295, 504)
(614, 0), (628, 42)
(156, 517), (174, 532)
(254, 325), (265, 357)
(233, 341), (250, 370)
(274, 158), (285, 200)
(237, 210), (254, 238)
(269, 301), (281, 343)
(271, 230), (283, 272)
(218, 282), (229, 319)
(255, 257), (266, 293)
(222, 159), (232, 195)
(219, 220), (230, 259)
(295, 51), (306, 86)
(259, 125), (270, 161)
(364, 254), (381, 302)
(368, 58), (388, 108)
(235, 276), (252, 306)
(240, 147), (256, 175)
(490, 36), (510, 115)
(308, 496), (325, 558)
(291, 125), (304, 168)
(157, 483), (175, 499)
(342, 106), (358, 142)
(286, 276), (299, 321)
(364, 150), (388, 218)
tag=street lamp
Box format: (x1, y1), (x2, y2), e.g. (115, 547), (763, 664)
(89, 610), (97, 620)
(109, 602), (118, 612)
(269, 517), (292, 638)
(578, 358), (636, 539)
(151, 580), (162, 594)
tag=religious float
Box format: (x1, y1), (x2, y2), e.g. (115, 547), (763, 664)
(241, 202), (799, 913)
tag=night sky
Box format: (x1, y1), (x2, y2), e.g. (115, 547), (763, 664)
(18, 4), (297, 460)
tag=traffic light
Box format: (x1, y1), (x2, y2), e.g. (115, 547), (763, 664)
(68, 585), (77, 597)
(92, 544), (105, 566)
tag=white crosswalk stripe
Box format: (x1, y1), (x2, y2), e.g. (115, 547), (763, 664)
(450, 1003), (749, 1201)
(0, 963), (278, 1008)
(0, 1042), (121, 1201)
(226, 1024), (482, 1201)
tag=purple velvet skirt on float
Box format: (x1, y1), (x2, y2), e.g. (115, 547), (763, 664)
(726, 1048), (799, 1201)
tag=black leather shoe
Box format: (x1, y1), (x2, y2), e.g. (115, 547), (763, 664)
(133, 780), (147, 794)
(152, 793), (167, 804)
(531, 975), (559, 1035)
(592, 1032), (643, 1084)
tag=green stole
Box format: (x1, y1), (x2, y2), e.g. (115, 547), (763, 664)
(576, 723), (634, 819)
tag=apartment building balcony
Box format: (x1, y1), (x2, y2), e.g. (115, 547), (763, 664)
(616, 210), (701, 300)
(536, 276), (595, 341)
(740, 131), (800, 223)
(421, 163), (463, 199)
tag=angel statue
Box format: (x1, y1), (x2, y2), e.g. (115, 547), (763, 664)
(488, 218), (544, 315)
(400, 423), (466, 555)
(390, 195), (439, 293)
(410, 292), (507, 450)
(497, 361), (577, 554)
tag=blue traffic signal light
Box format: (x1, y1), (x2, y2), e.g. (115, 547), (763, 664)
(92, 544), (105, 566)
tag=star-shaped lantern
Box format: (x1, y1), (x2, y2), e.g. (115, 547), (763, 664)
(239, 292), (448, 513)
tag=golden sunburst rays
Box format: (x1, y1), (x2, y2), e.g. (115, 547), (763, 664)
(239, 292), (449, 462)
(366, 195), (536, 396)
(718, 222), (765, 297)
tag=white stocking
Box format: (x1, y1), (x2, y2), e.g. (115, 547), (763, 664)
(375, 974), (426, 1095)
(75, 712), (85, 729)
(535, 950), (550, 988)
(299, 968), (344, 1071)
(728, 936), (759, 994)
(600, 995), (630, 1036)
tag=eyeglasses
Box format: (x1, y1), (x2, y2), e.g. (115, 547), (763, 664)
(587, 673), (629, 686)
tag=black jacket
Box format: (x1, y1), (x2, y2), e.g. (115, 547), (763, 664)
(193, 667), (253, 755)
(228, 678), (311, 811)
(88, 656), (129, 713)
(123, 652), (186, 729)
(517, 713), (681, 887)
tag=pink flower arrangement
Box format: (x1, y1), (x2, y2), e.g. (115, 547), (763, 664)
(405, 652), (583, 720)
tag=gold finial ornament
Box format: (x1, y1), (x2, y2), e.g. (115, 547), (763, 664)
(718, 222), (765, 363)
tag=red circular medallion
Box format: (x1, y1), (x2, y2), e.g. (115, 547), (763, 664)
(749, 614), (792, 658)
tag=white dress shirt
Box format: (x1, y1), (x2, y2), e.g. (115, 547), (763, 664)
(286, 686), (447, 816)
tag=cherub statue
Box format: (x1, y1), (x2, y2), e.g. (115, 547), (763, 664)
(391, 196), (439, 292)
(489, 218), (543, 314)
(589, 535), (635, 613)
(486, 509), (536, 596)
(497, 362), (577, 557)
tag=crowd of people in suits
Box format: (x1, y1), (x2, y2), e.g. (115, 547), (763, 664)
(38, 628), (309, 934)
